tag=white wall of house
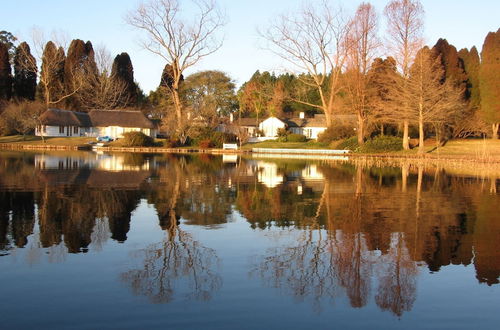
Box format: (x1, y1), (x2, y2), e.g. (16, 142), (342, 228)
(96, 126), (155, 139)
(289, 126), (326, 139)
(259, 117), (285, 137)
(35, 125), (91, 137)
(305, 127), (327, 139)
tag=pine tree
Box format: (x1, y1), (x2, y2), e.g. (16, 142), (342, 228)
(39, 41), (66, 106)
(13, 42), (37, 100)
(0, 42), (12, 101)
(432, 39), (467, 94)
(64, 39), (97, 110)
(458, 46), (481, 109)
(479, 28), (500, 138)
(111, 52), (137, 106)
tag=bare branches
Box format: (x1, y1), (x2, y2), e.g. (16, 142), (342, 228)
(384, 0), (424, 77)
(126, 0), (225, 73)
(126, 0), (226, 138)
(261, 1), (351, 126)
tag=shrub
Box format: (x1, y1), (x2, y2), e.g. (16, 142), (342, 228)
(164, 138), (180, 148)
(121, 131), (154, 147)
(286, 133), (307, 142)
(336, 136), (359, 151)
(198, 139), (213, 149)
(317, 125), (355, 143)
(357, 135), (403, 153)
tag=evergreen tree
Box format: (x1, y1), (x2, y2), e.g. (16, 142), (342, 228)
(111, 52), (137, 106)
(458, 46), (481, 109)
(432, 39), (467, 91)
(160, 64), (183, 89)
(0, 31), (17, 63)
(479, 28), (500, 138)
(64, 39), (97, 110)
(39, 41), (66, 106)
(13, 42), (37, 100)
(0, 42), (12, 101)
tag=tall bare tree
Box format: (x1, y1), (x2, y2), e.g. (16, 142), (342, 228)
(126, 0), (225, 142)
(261, 1), (352, 126)
(344, 2), (380, 144)
(384, 0), (424, 149)
(75, 46), (131, 110)
(387, 47), (464, 153)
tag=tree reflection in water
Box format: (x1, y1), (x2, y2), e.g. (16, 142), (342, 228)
(121, 159), (222, 303)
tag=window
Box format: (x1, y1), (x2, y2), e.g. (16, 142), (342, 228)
(74, 127), (78, 134)
(43, 125), (46, 133)
(59, 126), (64, 134)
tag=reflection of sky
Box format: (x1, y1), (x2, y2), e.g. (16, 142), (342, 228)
(2, 203), (499, 329)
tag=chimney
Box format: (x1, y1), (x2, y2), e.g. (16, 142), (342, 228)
(299, 112), (305, 119)
(229, 113), (234, 123)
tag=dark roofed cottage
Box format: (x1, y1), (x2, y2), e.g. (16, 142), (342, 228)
(35, 108), (157, 139)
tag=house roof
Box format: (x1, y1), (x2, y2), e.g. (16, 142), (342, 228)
(89, 110), (155, 129)
(287, 114), (357, 128)
(39, 108), (155, 129)
(237, 118), (260, 127)
(40, 108), (92, 127)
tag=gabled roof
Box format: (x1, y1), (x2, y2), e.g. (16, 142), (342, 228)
(287, 114), (357, 128)
(89, 110), (154, 129)
(40, 108), (92, 127)
(39, 108), (155, 129)
(237, 118), (260, 127)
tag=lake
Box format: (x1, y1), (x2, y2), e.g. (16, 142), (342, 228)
(0, 150), (499, 329)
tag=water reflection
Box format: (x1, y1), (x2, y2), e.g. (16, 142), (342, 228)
(0, 151), (499, 315)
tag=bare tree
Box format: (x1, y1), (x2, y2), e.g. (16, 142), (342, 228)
(261, 1), (352, 126)
(26, 28), (84, 107)
(76, 46), (131, 110)
(387, 47), (465, 153)
(384, 0), (424, 150)
(126, 0), (225, 142)
(344, 2), (380, 144)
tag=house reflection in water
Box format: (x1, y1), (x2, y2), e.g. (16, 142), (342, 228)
(35, 152), (151, 172)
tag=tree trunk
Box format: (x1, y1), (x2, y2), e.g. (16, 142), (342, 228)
(418, 114), (424, 154)
(357, 113), (364, 145)
(402, 120), (410, 150)
(492, 123), (499, 139)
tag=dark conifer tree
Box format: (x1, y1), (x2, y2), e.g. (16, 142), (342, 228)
(458, 46), (481, 109)
(160, 64), (183, 89)
(39, 41), (66, 106)
(64, 39), (97, 110)
(111, 52), (137, 106)
(0, 42), (12, 101)
(13, 42), (37, 100)
(432, 39), (467, 91)
(479, 29), (500, 138)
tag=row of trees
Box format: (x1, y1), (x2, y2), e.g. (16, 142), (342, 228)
(0, 0), (498, 147)
(0, 31), (140, 111)
(124, 0), (498, 149)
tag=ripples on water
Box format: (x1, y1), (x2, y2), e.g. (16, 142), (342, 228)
(0, 151), (499, 329)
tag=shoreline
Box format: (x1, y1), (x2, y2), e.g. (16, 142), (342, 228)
(1, 142), (499, 164)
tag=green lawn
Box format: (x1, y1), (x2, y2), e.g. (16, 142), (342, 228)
(0, 135), (95, 146)
(241, 140), (329, 150)
(393, 139), (500, 159)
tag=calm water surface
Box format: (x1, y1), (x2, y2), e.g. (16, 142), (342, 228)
(0, 151), (499, 329)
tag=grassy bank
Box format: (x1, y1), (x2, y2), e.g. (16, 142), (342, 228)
(1, 135), (499, 162)
(0, 135), (95, 146)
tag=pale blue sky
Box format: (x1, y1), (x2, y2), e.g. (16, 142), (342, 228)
(2, 0), (499, 93)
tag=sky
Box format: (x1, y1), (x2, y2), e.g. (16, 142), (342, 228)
(2, 0), (499, 93)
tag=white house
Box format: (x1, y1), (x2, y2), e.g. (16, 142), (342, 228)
(259, 116), (286, 138)
(89, 110), (157, 139)
(36, 108), (157, 139)
(35, 108), (93, 137)
(288, 113), (357, 139)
